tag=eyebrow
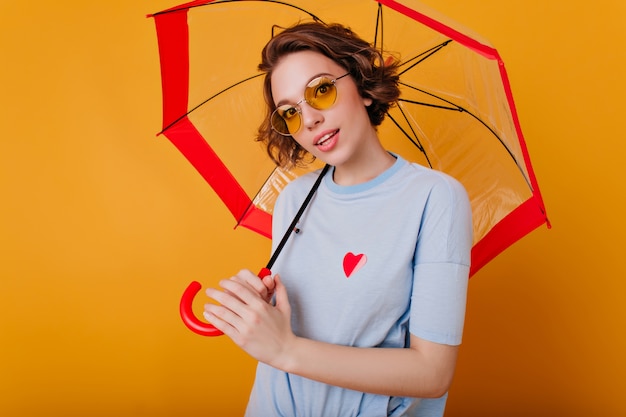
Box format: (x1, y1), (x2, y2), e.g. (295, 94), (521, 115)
(274, 72), (334, 107)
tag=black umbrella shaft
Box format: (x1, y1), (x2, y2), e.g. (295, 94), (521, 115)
(265, 164), (330, 270)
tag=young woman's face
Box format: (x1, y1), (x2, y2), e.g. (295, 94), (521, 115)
(270, 50), (376, 168)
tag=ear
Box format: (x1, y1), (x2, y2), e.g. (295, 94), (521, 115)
(363, 97), (373, 107)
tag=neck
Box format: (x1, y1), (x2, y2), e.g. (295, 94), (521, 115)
(332, 143), (396, 186)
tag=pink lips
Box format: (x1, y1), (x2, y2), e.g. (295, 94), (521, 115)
(314, 129), (339, 152)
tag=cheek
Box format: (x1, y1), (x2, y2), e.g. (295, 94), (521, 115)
(290, 134), (310, 150)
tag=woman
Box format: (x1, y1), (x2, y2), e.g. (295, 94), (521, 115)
(203, 21), (472, 417)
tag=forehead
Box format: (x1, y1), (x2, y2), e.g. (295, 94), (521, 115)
(270, 51), (345, 103)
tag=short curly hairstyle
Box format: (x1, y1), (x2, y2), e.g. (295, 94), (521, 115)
(256, 21), (401, 168)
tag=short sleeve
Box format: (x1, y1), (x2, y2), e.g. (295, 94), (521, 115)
(409, 175), (472, 345)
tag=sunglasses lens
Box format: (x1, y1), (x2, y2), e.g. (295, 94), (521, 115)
(271, 105), (301, 135)
(304, 77), (338, 110)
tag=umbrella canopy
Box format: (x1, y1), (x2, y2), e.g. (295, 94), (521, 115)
(148, 0), (549, 277)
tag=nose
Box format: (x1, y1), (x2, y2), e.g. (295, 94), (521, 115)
(300, 101), (324, 131)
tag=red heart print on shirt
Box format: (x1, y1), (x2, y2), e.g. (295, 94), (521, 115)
(343, 252), (367, 278)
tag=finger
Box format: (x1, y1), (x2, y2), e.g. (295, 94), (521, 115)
(218, 279), (267, 308)
(231, 269), (270, 300)
(261, 275), (276, 302)
(202, 305), (238, 338)
(262, 275), (276, 292)
(273, 274), (291, 316)
(206, 283), (266, 329)
(205, 286), (248, 320)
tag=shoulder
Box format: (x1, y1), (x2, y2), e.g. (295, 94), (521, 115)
(406, 164), (473, 261)
(400, 162), (473, 246)
(285, 168), (323, 190)
(278, 168), (324, 200)
(274, 167), (325, 216)
(397, 161), (470, 207)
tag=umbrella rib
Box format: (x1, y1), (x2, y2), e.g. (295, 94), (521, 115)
(374, 3), (383, 51)
(399, 82), (532, 188)
(151, 0), (323, 22)
(160, 73), (264, 134)
(398, 40), (453, 76)
(398, 98), (460, 111)
(386, 111), (432, 168)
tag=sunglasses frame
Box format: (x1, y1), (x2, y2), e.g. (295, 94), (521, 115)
(270, 72), (350, 136)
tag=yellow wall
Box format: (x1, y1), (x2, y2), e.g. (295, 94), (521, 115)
(1, 1), (624, 416)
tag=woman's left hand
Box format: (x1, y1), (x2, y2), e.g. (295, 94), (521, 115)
(204, 274), (295, 368)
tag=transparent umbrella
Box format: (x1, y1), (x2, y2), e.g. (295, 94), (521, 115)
(149, 0), (549, 336)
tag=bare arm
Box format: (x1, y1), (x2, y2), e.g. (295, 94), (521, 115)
(204, 272), (459, 398)
(278, 332), (458, 398)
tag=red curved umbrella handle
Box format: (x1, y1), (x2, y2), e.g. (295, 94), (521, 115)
(180, 268), (271, 337)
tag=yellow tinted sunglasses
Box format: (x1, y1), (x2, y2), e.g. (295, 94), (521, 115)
(270, 73), (350, 136)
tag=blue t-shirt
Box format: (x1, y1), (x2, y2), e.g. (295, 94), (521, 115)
(245, 155), (472, 417)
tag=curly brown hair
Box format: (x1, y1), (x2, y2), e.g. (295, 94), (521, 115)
(256, 21), (401, 168)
